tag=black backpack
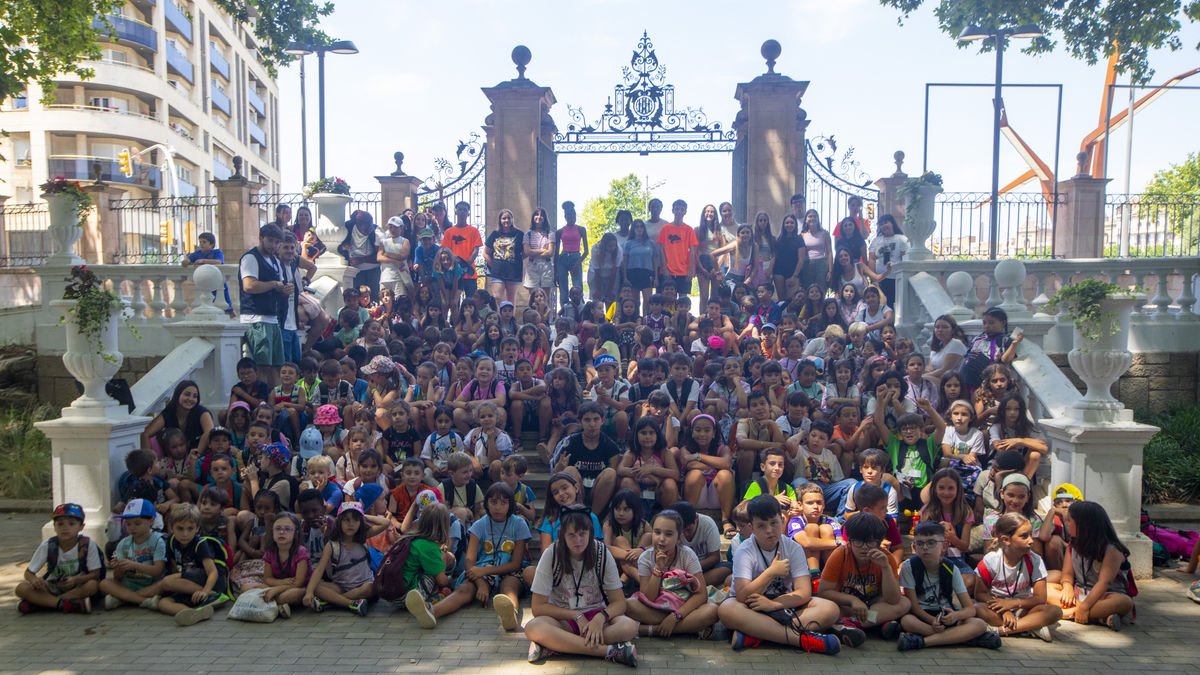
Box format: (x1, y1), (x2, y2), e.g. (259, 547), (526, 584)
(910, 559), (955, 608)
(374, 535), (418, 602)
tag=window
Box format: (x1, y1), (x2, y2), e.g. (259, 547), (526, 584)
(13, 138), (31, 166)
(89, 97), (128, 113)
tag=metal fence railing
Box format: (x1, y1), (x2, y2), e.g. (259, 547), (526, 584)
(930, 191), (1060, 259)
(0, 202), (50, 267)
(251, 192), (384, 229)
(1104, 193), (1200, 258)
(110, 196), (218, 264)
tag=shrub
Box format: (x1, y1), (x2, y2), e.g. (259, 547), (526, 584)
(1142, 404), (1200, 504)
(0, 406), (55, 500)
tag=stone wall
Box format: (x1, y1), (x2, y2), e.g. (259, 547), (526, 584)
(1049, 352), (1200, 417)
(37, 355), (163, 409)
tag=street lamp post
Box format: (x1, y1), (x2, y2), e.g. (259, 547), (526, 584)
(285, 39), (358, 181)
(959, 24), (1043, 259)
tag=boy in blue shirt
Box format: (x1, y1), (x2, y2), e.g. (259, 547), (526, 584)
(100, 499), (166, 610)
(183, 232), (232, 313)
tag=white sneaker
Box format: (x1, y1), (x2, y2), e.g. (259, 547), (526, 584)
(405, 589), (436, 629)
(493, 594), (520, 631)
(1034, 625), (1053, 642)
(277, 602), (291, 619)
(104, 595), (122, 611)
(174, 603), (214, 627)
(139, 595), (160, 610)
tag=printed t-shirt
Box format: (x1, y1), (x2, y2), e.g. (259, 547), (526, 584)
(441, 225), (482, 279)
(657, 223), (698, 276)
(819, 544), (899, 603)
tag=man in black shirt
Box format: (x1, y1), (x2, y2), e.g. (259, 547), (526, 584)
(551, 403), (620, 513)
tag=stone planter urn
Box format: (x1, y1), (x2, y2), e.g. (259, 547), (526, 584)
(51, 298), (124, 415)
(903, 183), (942, 262)
(311, 192), (351, 251)
(1067, 293), (1138, 419)
(44, 192), (84, 264)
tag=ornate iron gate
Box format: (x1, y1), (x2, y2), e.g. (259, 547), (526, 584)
(803, 135), (880, 225)
(415, 133), (486, 228)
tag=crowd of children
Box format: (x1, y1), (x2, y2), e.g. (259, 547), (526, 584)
(18, 224), (1140, 667)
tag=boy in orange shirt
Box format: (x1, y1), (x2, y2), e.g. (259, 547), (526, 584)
(817, 512), (910, 642)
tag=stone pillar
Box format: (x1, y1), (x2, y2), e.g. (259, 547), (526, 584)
(213, 158), (261, 258)
(1054, 152), (1109, 259)
(80, 184), (126, 265)
(377, 153), (425, 220)
(482, 46), (556, 237)
(733, 41), (808, 232)
(874, 151), (909, 231)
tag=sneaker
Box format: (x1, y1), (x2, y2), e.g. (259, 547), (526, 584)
(60, 598), (89, 614)
(405, 589), (437, 629)
(696, 625), (715, 641)
(493, 594), (520, 631)
(17, 599), (34, 615)
(832, 622), (866, 648)
(174, 603), (214, 627)
(139, 595), (160, 610)
(880, 620), (902, 641)
(797, 630), (840, 655)
(897, 632), (926, 652)
(605, 641), (638, 668)
(277, 602), (291, 620)
(1188, 580), (1200, 603)
(730, 630), (762, 651)
(965, 630), (1002, 649)
(104, 595), (121, 611)
(310, 598), (328, 613)
(1106, 613), (1123, 632)
(1033, 625), (1053, 642)
(527, 641), (556, 664)
(349, 599), (369, 617)
(79, 597), (92, 614)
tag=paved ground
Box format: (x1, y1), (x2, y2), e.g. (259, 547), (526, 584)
(1, 512), (1199, 675)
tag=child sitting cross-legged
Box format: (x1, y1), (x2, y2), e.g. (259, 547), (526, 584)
(304, 501), (382, 616)
(260, 512), (309, 618)
(817, 512), (909, 645)
(16, 503), (103, 614)
(626, 509), (720, 638)
(717, 495), (842, 655)
(100, 499), (167, 611)
(142, 503), (227, 626)
(974, 513), (1062, 641)
(895, 521), (1000, 651)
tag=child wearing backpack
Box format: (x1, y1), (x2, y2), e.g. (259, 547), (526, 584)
(16, 503), (103, 614)
(974, 513), (1062, 641)
(896, 521), (998, 651)
(433, 483), (531, 630)
(524, 506), (640, 667)
(146, 502), (227, 626)
(1048, 500), (1136, 631)
(305, 501), (378, 616)
(401, 502), (458, 628)
(100, 499), (166, 611)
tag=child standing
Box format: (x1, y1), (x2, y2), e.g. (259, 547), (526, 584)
(974, 513), (1062, 640)
(305, 502), (376, 616)
(896, 521), (999, 651)
(16, 503), (103, 614)
(101, 499), (167, 610)
(717, 495), (841, 654)
(524, 507), (640, 667)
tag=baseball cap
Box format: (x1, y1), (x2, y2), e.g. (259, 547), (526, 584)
(1054, 483), (1083, 502)
(413, 489), (441, 516)
(52, 503), (85, 522)
(419, 227), (435, 239)
(593, 354), (618, 369)
(337, 501), (364, 517)
(762, 323), (777, 332)
(499, 300), (514, 310)
(361, 355), (396, 376)
(299, 426), (323, 460)
(121, 498), (157, 519)
(355, 483), (385, 509)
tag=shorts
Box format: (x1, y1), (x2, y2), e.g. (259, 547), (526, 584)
(171, 568), (228, 605)
(626, 268), (654, 291)
(566, 607), (607, 634)
(670, 275), (690, 294)
(243, 321), (284, 366)
(695, 476), (722, 510)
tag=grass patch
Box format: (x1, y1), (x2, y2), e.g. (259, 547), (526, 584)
(0, 405), (57, 500)
(1142, 404), (1200, 504)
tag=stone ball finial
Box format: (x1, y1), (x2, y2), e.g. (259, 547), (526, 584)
(761, 39), (781, 74)
(193, 262), (223, 296)
(512, 45), (531, 79)
(1075, 151), (1090, 176)
(392, 151), (405, 177)
(232, 155), (243, 178)
(893, 151), (906, 174)
(946, 270), (974, 300)
(994, 259), (1027, 288)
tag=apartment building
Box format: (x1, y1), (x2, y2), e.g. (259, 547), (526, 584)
(0, 0), (280, 203)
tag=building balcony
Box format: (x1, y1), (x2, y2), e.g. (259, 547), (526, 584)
(249, 119), (266, 146)
(213, 159), (232, 180)
(44, 103), (158, 123)
(211, 86), (230, 114)
(164, 2), (193, 42)
(166, 42), (194, 83)
(176, 176), (198, 197)
(48, 155), (161, 191)
(93, 15), (157, 53)
(247, 87), (265, 117)
(209, 43), (230, 80)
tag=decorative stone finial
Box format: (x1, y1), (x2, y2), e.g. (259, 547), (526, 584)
(232, 155), (243, 179)
(893, 151), (906, 176)
(761, 40), (781, 74)
(512, 45), (531, 80)
(392, 151), (406, 177)
(1075, 151), (1089, 177)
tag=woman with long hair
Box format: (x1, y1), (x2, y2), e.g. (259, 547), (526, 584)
(864, 214), (909, 307)
(486, 208), (524, 305)
(140, 379), (215, 453)
(523, 207), (555, 308)
(747, 210), (775, 290)
(772, 212), (806, 303)
(694, 204), (727, 306)
(800, 208), (833, 297)
(621, 219), (661, 312)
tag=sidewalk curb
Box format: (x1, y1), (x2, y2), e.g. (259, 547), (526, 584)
(0, 500), (51, 514)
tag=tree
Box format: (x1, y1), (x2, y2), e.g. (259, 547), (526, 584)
(879, 0), (1200, 83)
(1141, 151), (1200, 249)
(0, 0), (330, 103)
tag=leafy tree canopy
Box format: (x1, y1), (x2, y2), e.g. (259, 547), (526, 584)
(0, 0), (330, 103)
(580, 173), (658, 251)
(879, 0), (1200, 83)
(1142, 151), (1200, 245)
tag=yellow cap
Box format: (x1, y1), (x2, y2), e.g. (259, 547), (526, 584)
(1053, 483), (1083, 502)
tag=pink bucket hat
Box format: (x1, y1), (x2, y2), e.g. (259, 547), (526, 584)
(313, 404), (342, 426)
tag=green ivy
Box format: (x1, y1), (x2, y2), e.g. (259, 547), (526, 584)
(1044, 278), (1126, 343)
(898, 171), (943, 227)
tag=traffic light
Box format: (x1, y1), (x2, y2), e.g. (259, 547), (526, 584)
(116, 148), (133, 177)
(159, 220), (171, 245)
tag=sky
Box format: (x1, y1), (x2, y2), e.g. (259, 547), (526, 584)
(275, 0), (1200, 222)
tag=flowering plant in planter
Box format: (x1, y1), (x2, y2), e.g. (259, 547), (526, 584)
(303, 177), (351, 198)
(40, 176), (92, 226)
(61, 265), (135, 362)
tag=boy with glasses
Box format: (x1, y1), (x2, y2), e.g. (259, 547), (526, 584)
(817, 512), (908, 645)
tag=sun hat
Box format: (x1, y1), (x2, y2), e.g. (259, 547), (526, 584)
(52, 503), (85, 521)
(707, 335), (725, 350)
(313, 404), (342, 426)
(121, 499), (156, 519)
(299, 426), (323, 460)
(361, 355), (396, 376)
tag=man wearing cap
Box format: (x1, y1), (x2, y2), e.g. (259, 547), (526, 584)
(99, 499), (167, 610)
(441, 201), (483, 307)
(239, 223), (290, 385)
(15, 503), (103, 614)
(378, 215), (413, 297)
